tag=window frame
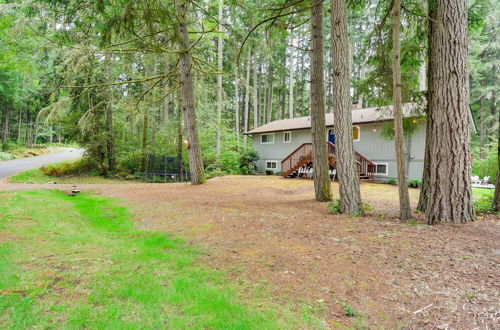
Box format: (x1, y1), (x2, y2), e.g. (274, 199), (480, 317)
(265, 160), (278, 170)
(260, 133), (275, 144)
(283, 131), (292, 143)
(353, 125), (361, 142)
(374, 162), (389, 176)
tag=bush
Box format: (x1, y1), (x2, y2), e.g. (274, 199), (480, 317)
(407, 179), (421, 188)
(239, 150), (259, 175)
(387, 178), (397, 185)
(40, 158), (94, 177)
(328, 200), (342, 214)
(472, 145), (498, 184)
(474, 195), (495, 214)
(117, 153), (143, 174)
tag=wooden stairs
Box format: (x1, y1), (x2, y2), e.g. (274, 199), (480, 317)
(281, 142), (376, 180)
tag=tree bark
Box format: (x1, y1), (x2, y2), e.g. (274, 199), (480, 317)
(289, 28), (295, 119)
(176, 0), (206, 184)
(494, 102), (500, 211)
(243, 49), (251, 150)
(105, 101), (116, 172)
(234, 56), (240, 150)
(417, 0), (436, 212)
(140, 107), (149, 173)
(330, 0), (363, 213)
(2, 106), (10, 151)
(253, 55), (259, 129)
(392, 0), (412, 221)
(479, 96), (486, 159)
(215, 0), (223, 160)
(426, 0), (474, 224)
(311, 0), (332, 202)
(266, 60), (274, 123)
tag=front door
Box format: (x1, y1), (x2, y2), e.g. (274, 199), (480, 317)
(328, 129), (335, 144)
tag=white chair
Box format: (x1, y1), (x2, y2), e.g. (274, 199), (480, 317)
(481, 176), (490, 185)
(298, 167), (305, 178)
(331, 169), (336, 180)
(471, 176), (480, 184)
(307, 167), (313, 178)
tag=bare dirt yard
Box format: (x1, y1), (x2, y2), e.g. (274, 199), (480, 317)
(2, 176), (499, 328)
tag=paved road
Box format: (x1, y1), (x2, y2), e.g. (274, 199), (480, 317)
(0, 148), (83, 179)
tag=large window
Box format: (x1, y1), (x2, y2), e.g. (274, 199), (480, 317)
(283, 131), (291, 143)
(261, 133), (275, 144)
(266, 161), (278, 170)
(374, 163), (388, 176)
(353, 126), (360, 141)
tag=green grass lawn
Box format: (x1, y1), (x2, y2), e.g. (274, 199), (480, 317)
(8, 168), (131, 184)
(472, 187), (495, 199)
(0, 190), (322, 329)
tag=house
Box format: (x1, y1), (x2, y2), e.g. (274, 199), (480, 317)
(245, 103), (427, 181)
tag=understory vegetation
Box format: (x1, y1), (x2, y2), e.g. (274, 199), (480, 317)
(0, 190), (322, 328)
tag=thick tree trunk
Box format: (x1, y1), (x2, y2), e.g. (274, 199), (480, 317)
(215, 0), (223, 160)
(392, 0), (412, 221)
(311, 0), (332, 202)
(330, 0), (362, 213)
(176, 0), (206, 184)
(417, 0), (436, 212)
(243, 49), (251, 150)
(253, 55), (259, 129)
(426, 0), (474, 224)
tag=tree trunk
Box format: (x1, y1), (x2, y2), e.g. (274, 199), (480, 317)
(289, 28), (295, 119)
(253, 55), (259, 129)
(17, 109), (22, 145)
(215, 0), (223, 160)
(106, 102), (116, 172)
(141, 107), (149, 173)
(392, 0), (412, 221)
(311, 0), (332, 202)
(243, 49), (251, 150)
(2, 107), (10, 151)
(234, 56), (240, 150)
(426, 0), (474, 224)
(330, 0), (362, 213)
(267, 60), (274, 122)
(417, 0), (436, 212)
(177, 92), (184, 177)
(479, 96), (486, 159)
(494, 103), (500, 211)
(176, 0), (206, 184)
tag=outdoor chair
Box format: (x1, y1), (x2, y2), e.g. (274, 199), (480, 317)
(471, 176), (480, 184)
(481, 176), (490, 185)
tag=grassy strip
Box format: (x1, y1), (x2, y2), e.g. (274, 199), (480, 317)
(8, 168), (128, 184)
(0, 190), (322, 329)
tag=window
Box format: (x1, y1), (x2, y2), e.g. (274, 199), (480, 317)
(374, 163), (388, 176)
(260, 133), (275, 144)
(266, 161), (278, 170)
(353, 126), (360, 141)
(283, 131), (291, 143)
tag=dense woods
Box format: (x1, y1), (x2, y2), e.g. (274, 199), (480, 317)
(0, 0), (498, 221)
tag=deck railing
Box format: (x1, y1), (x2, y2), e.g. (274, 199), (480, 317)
(281, 143), (313, 176)
(281, 141), (376, 179)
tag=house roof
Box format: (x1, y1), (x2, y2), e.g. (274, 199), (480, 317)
(245, 103), (424, 134)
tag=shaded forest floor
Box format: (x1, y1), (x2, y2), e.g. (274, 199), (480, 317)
(2, 176), (499, 328)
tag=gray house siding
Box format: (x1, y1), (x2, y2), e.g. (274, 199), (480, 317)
(252, 121), (426, 181)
